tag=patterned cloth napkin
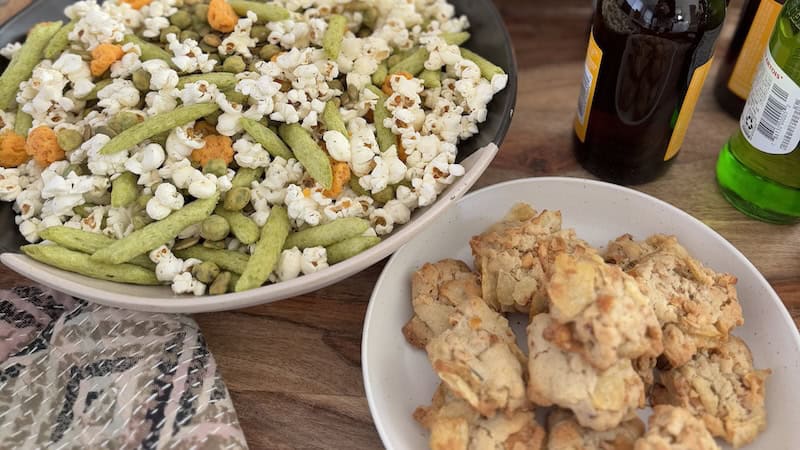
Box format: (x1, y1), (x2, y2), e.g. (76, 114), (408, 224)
(0, 286), (248, 449)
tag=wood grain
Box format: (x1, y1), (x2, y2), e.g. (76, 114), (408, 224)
(1, 1), (798, 448)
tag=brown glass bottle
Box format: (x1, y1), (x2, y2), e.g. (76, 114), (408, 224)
(715, 0), (785, 118)
(573, 0), (727, 185)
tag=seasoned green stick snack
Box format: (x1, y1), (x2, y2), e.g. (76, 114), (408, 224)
(122, 35), (174, 66)
(111, 172), (138, 207)
(14, 110), (32, 136)
(442, 31), (470, 46)
(229, 1), (290, 22)
(214, 207), (260, 244)
(235, 205), (290, 292)
(22, 244), (159, 285)
(284, 217), (369, 249)
(323, 14), (347, 59)
(100, 103), (219, 154)
(389, 47), (429, 76)
(176, 73), (237, 90)
(42, 20), (76, 60)
(38, 226), (155, 270)
(460, 48), (505, 80)
(91, 194), (219, 264)
(231, 166), (264, 188)
(321, 100), (348, 137)
(326, 236), (381, 264)
(420, 69), (441, 89)
(0, 21), (63, 110)
(79, 78), (112, 101)
(372, 62), (388, 86)
(366, 86), (394, 151)
(278, 124), (333, 189)
(174, 246), (249, 274)
(239, 117), (293, 159)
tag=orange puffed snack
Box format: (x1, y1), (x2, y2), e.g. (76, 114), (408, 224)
(90, 44), (125, 77)
(26, 126), (65, 167)
(0, 130), (29, 167)
(323, 161), (351, 198)
(191, 134), (234, 166)
(120, 0), (153, 9)
(208, 0), (237, 33)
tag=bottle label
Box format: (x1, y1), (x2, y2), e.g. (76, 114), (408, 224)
(664, 58), (714, 161)
(740, 49), (800, 155)
(574, 30), (603, 143)
(727, 0), (783, 100)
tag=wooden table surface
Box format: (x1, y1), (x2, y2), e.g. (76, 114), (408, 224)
(2, 1), (799, 448)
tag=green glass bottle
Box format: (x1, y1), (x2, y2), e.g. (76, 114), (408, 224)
(717, 0), (800, 223)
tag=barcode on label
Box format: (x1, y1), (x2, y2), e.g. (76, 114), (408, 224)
(756, 83), (790, 143)
(576, 65), (592, 124)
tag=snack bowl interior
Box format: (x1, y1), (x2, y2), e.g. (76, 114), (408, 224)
(0, 0), (517, 312)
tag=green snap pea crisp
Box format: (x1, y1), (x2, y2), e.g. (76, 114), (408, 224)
(22, 245), (159, 285)
(214, 207), (260, 245)
(174, 246), (249, 274)
(91, 194), (219, 264)
(228, 1), (290, 22)
(326, 236), (381, 264)
(284, 218), (369, 250)
(100, 103), (219, 154)
(239, 117), (294, 160)
(235, 205), (290, 292)
(278, 124), (333, 189)
(38, 226), (155, 270)
(0, 21), (62, 110)
(366, 86), (395, 152)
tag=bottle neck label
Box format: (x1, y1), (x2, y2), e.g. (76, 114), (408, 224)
(740, 48), (800, 154)
(727, 0), (784, 100)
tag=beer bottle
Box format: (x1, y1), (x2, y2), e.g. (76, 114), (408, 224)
(574, 0), (727, 184)
(717, 0), (800, 223)
(715, 0), (785, 118)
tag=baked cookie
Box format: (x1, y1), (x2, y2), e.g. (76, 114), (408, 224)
(604, 234), (744, 368)
(470, 204), (596, 314)
(415, 384), (546, 450)
(545, 253), (663, 371)
(403, 259), (482, 348)
(527, 313), (645, 431)
(427, 296), (528, 417)
(652, 336), (769, 448)
(633, 405), (719, 450)
(546, 408), (644, 450)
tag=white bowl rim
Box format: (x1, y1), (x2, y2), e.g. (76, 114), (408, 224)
(361, 175), (800, 449)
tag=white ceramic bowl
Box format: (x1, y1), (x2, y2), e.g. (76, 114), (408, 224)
(362, 177), (800, 450)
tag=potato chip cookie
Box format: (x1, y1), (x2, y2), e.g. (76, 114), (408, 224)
(633, 405), (719, 450)
(652, 337), (769, 448)
(402, 259), (482, 348)
(470, 204), (596, 314)
(527, 313), (644, 431)
(427, 296), (528, 417)
(545, 253), (662, 371)
(604, 234), (743, 368)
(414, 384), (546, 450)
(546, 408), (644, 450)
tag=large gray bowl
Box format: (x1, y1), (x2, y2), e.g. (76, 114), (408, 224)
(0, 0), (517, 312)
